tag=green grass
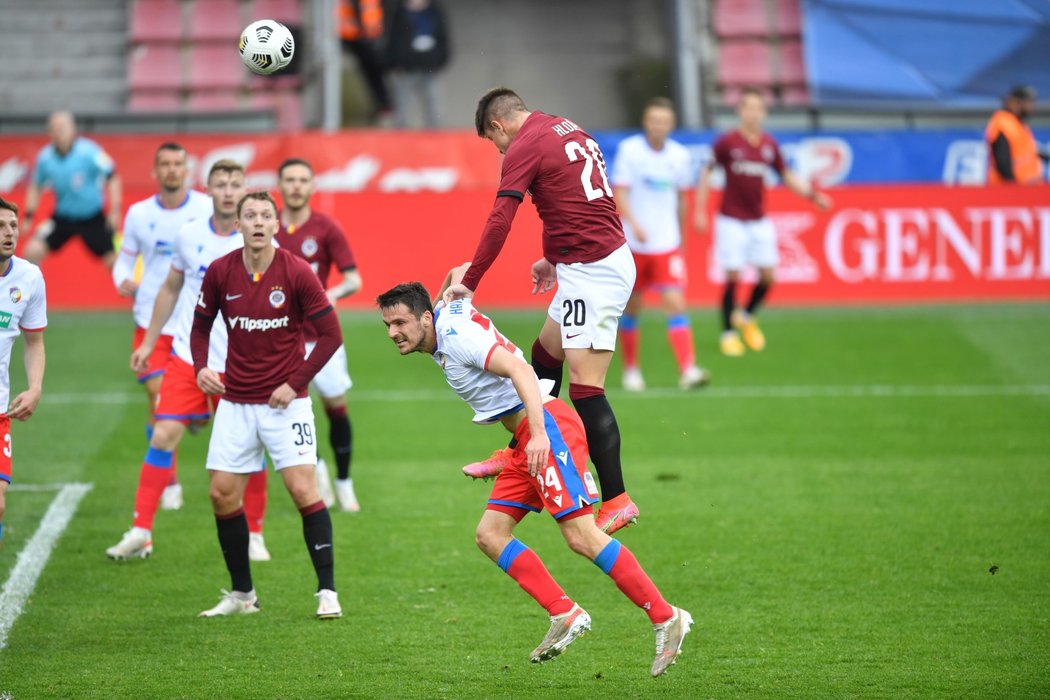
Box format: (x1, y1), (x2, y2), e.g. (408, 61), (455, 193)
(1, 304), (1048, 699)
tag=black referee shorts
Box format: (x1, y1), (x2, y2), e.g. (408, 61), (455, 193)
(38, 211), (115, 257)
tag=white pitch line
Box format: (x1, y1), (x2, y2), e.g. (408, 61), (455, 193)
(7, 483), (68, 493)
(0, 482), (92, 650)
(41, 384), (1050, 405)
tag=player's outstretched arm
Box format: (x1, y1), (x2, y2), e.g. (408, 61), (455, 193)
(783, 170), (832, 210)
(487, 346), (549, 476)
(105, 172), (123, 232)
(132, 267), (184, 372)
(452, 195), (523, 301)
(9, 331), (44, 422)
(111, 210), (139, 295)
(436, 262), (472, 304)
(326, 268), (362, 305)
(694, 164), (713, 233)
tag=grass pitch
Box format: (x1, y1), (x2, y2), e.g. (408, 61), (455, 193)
(0, 304), (1047, 699)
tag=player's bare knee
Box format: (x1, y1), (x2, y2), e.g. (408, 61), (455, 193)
(150, 420), (184, 450)
(474, 523), (501, 558)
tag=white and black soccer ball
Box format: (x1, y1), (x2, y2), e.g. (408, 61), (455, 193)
(239, 20), (295, 75)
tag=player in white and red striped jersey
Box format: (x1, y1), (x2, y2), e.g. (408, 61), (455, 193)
(0, 198), (47, 547)
(105, 161), (270, 563)
(442, 88), (639, 534)
(112, 142), (212, 509)
(192, 192), (344, 619)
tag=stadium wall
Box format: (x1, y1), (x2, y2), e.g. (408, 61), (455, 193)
(1, 131), (1047, 310)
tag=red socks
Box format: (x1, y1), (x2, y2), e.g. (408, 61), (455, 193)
(498, 539), (574, 616)
(667, 315), (696, 372)
(594, 540), (674, 624)
(244, 469), (268, 534)
(132, 446), (175, 530)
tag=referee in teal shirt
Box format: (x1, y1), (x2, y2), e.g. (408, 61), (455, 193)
(23, 111), (122, 270)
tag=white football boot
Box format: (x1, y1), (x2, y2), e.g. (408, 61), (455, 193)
(529, 604), (591, 663)
(199, 589), (260, 617)
(248, 532), (271, 562)
(315, 589), (343, 619)
(622, 368), (647, 392)
(651, 606), (694, 677)
(678, 366), (711, 391)
(105, 527), (153, 560)
(334, 478), (360, 513)
(315, 458), (336, 508)
(160, 483), (184, 510)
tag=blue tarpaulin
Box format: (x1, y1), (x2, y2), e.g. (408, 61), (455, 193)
(802, 0), (1050, 106)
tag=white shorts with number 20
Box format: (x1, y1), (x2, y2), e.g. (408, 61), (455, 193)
(206, 397), (318, 473)
(715, 214), (779, 271)
(305, 342), (353, 398)
(547, 243), (636, 351)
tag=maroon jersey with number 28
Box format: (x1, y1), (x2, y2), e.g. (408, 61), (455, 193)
(460, 111), (627, 292)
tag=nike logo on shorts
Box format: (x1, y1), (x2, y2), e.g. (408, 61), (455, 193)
(567, 333), (582, 339)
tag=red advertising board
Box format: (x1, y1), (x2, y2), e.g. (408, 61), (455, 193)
(1, 132), (1047, 309)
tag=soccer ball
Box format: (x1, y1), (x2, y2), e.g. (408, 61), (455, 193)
(239, 20), (295, 75)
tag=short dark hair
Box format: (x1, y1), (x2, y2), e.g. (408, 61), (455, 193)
(155, 142), (185, 163)
(278, 158), (313, 178)
(236, 191), (278, 218)
(376, 282), (434, 318)
(0, 197), (18, 216)
(739, 86), (766, 102)
(644, 96), (675, 112)
(475, 87), (527, 136)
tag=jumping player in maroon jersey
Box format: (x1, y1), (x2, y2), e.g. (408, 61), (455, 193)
(442, 87), (639, 534)
(276, 158), (362, 513)
(695, 87), (831, 356)
(191, 192), (345, 619)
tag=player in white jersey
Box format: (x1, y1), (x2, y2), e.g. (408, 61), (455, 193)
(0, 198), (47, 546)
(106, 161), (271, 562)
(377, 273), (692, 676)
(113, 143), (212, 510)
(611, 98), (708, 392)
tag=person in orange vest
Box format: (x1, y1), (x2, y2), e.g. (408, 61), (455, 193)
(338, 0), (393, 123)
(986, 85), (1048, 185)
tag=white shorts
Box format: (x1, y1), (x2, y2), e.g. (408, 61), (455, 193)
(547, 243), (636, 351)
(306, 342), (352, 398)
(206, 397), (318, 473)
(715, 215), (779, 271)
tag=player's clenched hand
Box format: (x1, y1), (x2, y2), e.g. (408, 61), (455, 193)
(8, 388), (41, 421)
(268, 383), (296, 409)
(196, 368), (225, 395)
(530, 258), (557, 295)
(130, 343), (153, 373)
(633, 225), (649, 244)
(524, 432), (551, 477)
(117, 279), (138, 297)
(442, 283), (473, 305)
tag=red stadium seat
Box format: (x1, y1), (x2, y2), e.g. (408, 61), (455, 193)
(189, 45), (246, 89)
(128, 91), (182, 112)
(777, 40), (806, 86)
(128, 44), (183, 91)
(772, 0), (802, 37)
(251, 0), (303, 24)
(188, 91), (242, 112)
(717, 40), (774, 87)
(780, 85), (811, 106)
(713, 0), (769, 38)
(130, 0), (184, 43)
(190, 0), (242, 41)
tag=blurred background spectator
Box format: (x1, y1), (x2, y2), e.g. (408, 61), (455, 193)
(338, 0), (392, 126)
(985, 85), (1048, 185)
(386, 0), (450, 129)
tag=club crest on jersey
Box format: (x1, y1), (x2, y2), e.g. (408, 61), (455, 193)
(301, 237), (319, 258)
(8, 286), (21, 304)
(269, 287), (286, 309)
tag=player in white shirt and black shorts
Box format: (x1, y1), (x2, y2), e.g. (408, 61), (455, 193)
(0, 198), (48, 547)
(611, 98), (709, 392)
(112, 142), (212, 510)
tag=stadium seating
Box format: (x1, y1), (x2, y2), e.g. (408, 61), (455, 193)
(129, 0), (183, 44)
(717, 41), (774, 88)
(251, 0), (303, 24)
(711, 0), (810, 106)
(128, 44), (183, 91)
(189, 0), (242, 42)
(123, 0), (304, 127)
(713, 0), (769, 38)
